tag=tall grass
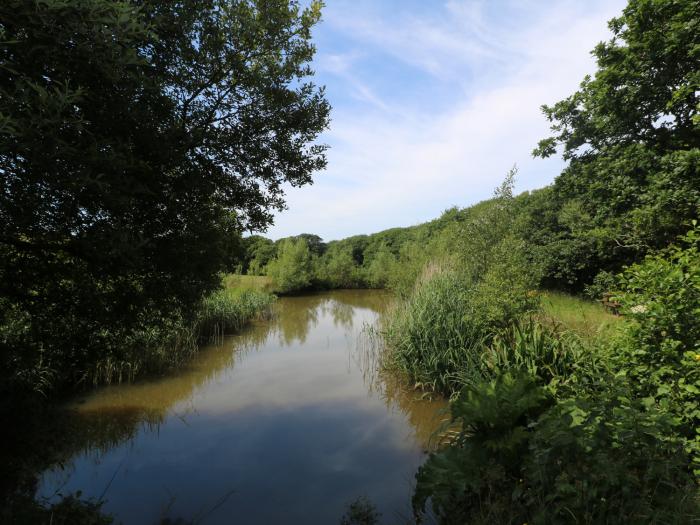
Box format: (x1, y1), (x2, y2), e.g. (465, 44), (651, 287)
(222, 274), (274, 293)
(383, 262), (539, 396)
(195, 288), (275, 342)
(87, 288), (275, 386)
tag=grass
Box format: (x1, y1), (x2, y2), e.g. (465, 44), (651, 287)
(196, 287), (275, 342)
(222, 274), (274, 293)
(539, 291), (621, 340)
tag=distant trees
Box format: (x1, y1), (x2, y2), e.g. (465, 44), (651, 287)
(266, 238), (314, 294)
(0, 0), (329, 394)
(316, 245), (358, 289)
(243, 236), (277, 275)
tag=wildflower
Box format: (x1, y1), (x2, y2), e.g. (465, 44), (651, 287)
(630, 304), (647, 314)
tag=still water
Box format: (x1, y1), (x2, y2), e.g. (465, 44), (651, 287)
(38, 291), (446, 524)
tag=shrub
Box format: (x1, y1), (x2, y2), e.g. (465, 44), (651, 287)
(483, 318), (592, 391)
(414, 374), (699, 524)
(526, 390), (697, 524)
(384, 265), (488, 394)
(613, 224), (700, 476)
(413, 373), (552, 524)
(584, 270), (617, 300)
(266, 238), (314, 294)
(384, 241), (539, 396)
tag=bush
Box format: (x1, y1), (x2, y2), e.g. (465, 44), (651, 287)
(584, 270), (617, 300)
(483, 318), (592, 390)
(384, 257), (538, 395)
(526, 390), (697, 524)
(383, 173), (540, 396)
(266, 238), (314, 294)
(413, 373), (553, 524)
(414, 374), (698, 524)
(613, 224), (700, 476)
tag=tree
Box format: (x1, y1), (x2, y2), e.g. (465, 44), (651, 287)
(0, 0), (329, 393)
(266, 238), (313, 293)
(242, 235), (277, 275)
(533, 0), (700, 290)
(317, 245), (358, 288)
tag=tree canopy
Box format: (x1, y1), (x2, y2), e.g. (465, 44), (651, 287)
(529, 0), (700, 289)
(0, 0), (329, 392)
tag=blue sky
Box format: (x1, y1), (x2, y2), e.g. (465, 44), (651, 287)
(266, 0), (628, 240)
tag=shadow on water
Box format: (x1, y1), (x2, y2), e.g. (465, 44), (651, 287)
(5, 290), (446, 524)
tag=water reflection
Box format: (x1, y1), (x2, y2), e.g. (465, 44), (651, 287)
(35, 290), (445, 524)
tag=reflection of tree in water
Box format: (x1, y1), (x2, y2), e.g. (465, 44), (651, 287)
(1, 402), (165, 514)
(2, 330), (266, 512)
(326, 300), (354, 329)
(273, 290), (390, 346)
(273, 295), (323, 346)
(4, 289), (437, 522)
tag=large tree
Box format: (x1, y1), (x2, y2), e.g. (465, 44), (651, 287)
(0, 0), (329, 392)
(532, 0), (699, 290)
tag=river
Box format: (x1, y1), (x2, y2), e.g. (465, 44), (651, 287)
(36, 290), (446, 524)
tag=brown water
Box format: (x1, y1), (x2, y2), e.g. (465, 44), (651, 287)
(37, 290), (446, 524)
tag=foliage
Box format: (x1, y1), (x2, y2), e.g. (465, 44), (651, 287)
(242, 236), (278, 276)
(482, 318), (590, 390)
(539, 291), (620, 340)
(315, 245), (361, 289)
(411, 228), (700, 523)
(613, 224), (700, 475)
(0, 0), (328, 396)
(383, 175), (540, 396)
(339, 497), (381, 525)
(364, 244), (396, 289)
(414, 371), (699, 524)
(529, 0), (700, 290)
(525, 389), (696, 524)
(196, 288), (275, 342)
(583, 270), (617, 301)
(413, 373), (553, 524)
(266, 237), (314, 294)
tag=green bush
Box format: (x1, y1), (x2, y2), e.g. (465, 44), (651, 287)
(413, 373), (552, 524)
(383, 174), (540, 396)
(414, 374), (698, 524)
(266, 238), (315, 294)
(613, 224), (700, 476)
(584, 270), (617, 301)
(384, 258), (538, 395)
(316, 245), (361, 289)
(526, 390), (696, 524)
(483, 318), (592, 391)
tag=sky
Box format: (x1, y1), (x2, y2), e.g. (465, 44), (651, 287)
(265, 0), (628, 241)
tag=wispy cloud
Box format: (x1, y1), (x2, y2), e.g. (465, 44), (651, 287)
(267, 0), (627, 240)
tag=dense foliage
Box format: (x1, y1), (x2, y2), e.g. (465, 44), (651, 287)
(413, 231), (700, 523)
(403, 0), (700, 519)
(0, 0), (328, 395)
(528, 0), (700, 290)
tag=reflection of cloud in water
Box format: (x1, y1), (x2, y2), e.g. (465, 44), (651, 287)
(36, 289), (445, 525)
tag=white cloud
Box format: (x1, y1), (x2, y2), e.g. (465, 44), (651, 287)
(267, 0), (627, 240)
